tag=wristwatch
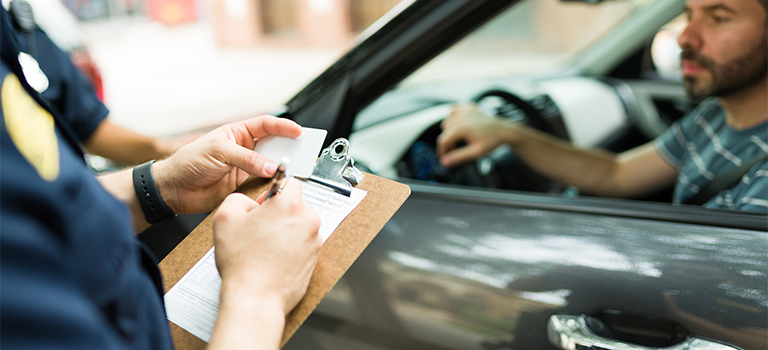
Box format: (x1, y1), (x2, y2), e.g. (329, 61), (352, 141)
(133, 160), (176, 224)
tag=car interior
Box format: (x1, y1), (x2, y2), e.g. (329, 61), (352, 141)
(345, 0), (691, 204)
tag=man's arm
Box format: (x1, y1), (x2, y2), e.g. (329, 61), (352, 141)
(501, 125), (678, 197)
(84, 119), (199, 164)
(437, 104), (679, 197)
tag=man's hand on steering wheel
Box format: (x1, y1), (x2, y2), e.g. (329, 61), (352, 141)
(437, 103), (519, 168)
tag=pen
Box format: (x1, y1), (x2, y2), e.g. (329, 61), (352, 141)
(264, 158), (289, 201)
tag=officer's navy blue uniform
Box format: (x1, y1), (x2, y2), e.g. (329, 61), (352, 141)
(1, 9), (173, 349)
(9, 6), (108, 143)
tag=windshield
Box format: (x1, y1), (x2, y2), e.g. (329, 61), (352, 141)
(400, 0), (660, 88)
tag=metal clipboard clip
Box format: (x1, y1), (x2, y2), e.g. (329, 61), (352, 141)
(306, 138), (364, 197)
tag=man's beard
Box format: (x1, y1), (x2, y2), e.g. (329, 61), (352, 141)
(681, 38), (768, 100)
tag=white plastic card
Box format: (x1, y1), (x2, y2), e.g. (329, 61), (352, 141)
(253, 127), (327, 178)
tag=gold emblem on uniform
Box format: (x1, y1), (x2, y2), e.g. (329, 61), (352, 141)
(1, 73), (60, 181)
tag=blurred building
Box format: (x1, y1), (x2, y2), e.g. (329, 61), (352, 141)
(63, 0), (402, 46)
(211, 0), (403, 47)
(62, 0), (145, 20)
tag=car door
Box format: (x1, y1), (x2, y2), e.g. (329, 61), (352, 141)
(285, 186), (767, 350)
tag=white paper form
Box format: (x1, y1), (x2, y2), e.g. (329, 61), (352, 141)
(164, 182), (367, 342)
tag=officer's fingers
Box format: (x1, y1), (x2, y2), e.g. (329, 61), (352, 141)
(214, 193), (259, 229)
(253, 177), (296, 204)
(254, 189), (268, 204)
(265, 178), (304, 207)
(260, 179), (320, 243)
(219, 141), (279, 178)
(242, 115), (303, 140)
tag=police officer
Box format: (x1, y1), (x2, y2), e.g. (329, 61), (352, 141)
(1, 7), (321, 349)
(5, 0), (196, 164)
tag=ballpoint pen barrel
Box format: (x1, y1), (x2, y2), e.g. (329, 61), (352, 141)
(265, 164), (286, 201)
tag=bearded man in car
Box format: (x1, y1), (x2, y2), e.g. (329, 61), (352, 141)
(437, 0), (767, 212)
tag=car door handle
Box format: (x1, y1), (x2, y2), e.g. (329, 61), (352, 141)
(548, 314), (740, 350)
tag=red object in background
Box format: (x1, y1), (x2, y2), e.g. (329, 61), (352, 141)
(69, 49), (105, 102)
(144, 0), (197, 25)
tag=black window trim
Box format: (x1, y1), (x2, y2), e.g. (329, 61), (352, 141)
(286, 0), (521, 145)
(404, 180), (768, 232)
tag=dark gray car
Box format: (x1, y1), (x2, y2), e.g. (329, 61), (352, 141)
(275, 0), (768, 349)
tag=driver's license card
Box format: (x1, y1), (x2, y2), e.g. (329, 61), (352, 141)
(253, 127), (327, 178)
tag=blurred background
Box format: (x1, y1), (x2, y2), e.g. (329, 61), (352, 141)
(45, 0), (405, 137)
(22, 0), (408, 258)
(34, 0), (687, 144)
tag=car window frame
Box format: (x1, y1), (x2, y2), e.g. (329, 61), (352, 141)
(285, 0), (520, 144)
(282, 0), (768, 221)
(405, 180), (768, 231)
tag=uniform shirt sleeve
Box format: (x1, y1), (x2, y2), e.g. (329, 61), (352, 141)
(31, 27), (108, 142)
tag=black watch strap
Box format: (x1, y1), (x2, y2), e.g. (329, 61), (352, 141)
(133, 160), (176, 224)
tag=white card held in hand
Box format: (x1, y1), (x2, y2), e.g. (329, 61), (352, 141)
(253, 127), (327, 178)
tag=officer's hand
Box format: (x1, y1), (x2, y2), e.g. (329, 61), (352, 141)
(436, 103), (516, 168)
(153, 115), (301, 214)
(153, 130), (207, 159)
(212, 179), (322, 315)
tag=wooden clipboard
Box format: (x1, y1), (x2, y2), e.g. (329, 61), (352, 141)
(158, 172), (410, 349)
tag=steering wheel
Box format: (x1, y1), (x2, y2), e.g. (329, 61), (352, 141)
(472, 90), (555, 136)
(399, 89), (562, 192)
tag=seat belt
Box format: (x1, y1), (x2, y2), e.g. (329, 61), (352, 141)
(685, 154), (767, 206)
